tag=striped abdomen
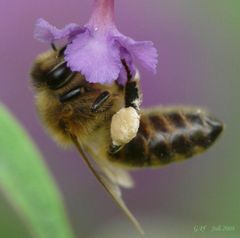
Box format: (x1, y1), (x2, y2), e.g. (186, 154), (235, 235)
(110, 107), (223, 167)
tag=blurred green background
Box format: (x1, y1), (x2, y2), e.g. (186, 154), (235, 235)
(0, 0), (239, 237)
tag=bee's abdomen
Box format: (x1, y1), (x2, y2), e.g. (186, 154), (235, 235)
(111, 108), (223, 167)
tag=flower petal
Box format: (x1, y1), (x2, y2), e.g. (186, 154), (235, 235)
(65, 30), (121, 84)
(34, 18), (82, 43)
(115, 35), (158, 74)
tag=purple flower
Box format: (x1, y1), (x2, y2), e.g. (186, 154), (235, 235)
(34, 0), (158, 84)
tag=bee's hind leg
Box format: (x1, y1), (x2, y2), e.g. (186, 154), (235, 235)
(109, 144), (123, 154)
(109, 61), (142, 155)
(121, 59), (141, 111)
(124, 73), (141, 111)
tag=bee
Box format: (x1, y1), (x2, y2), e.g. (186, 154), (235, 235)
(31, 45), (223, 235)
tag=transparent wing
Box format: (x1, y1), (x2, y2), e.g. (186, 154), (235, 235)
(70, 134), (144, 235)
(101, 164), (134, 189)
(82, 142), (134, 189)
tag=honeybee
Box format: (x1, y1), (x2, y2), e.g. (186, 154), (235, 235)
(31, 45), (223, 234)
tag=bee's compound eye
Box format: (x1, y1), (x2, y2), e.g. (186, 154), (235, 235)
(46, 61), (75, 90)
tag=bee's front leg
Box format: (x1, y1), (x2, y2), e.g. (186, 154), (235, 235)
(109, 62), (141, 154)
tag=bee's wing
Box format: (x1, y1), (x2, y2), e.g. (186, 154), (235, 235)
(82, 143), (134, 189)
(100, 164), (134, 189)
(70, 134), (144, 235)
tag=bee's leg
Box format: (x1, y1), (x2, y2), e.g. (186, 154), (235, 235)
(91, 91), (110, 113)
(109, 61), (141, 154)
(125, 77), (141, 111)
(121, 59), (141, 111)
(109, 144), (123, 154)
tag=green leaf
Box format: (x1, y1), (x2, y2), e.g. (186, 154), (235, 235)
(0, 104), (75, 238)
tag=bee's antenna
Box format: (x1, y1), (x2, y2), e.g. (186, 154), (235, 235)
(58, 45), (67, 57)
(51, 43), (57, 52)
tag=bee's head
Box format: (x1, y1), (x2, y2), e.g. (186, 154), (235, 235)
(31, 45), (121, 115)
(31, 46), (98, 103)
(30, 46), (108, 144)
(32, 46), (81, 88)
